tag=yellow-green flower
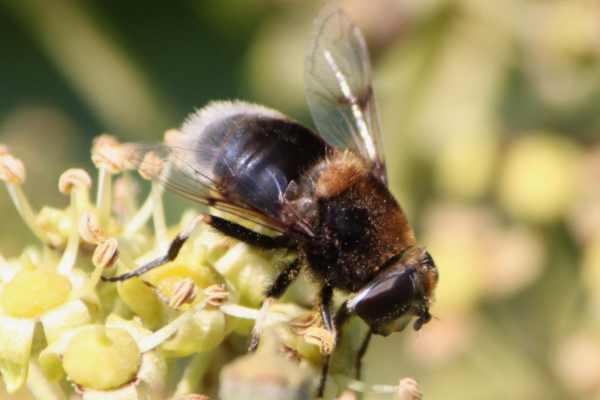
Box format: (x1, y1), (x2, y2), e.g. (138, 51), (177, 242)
(40, 315), (167, 399)
(0, 135), (380, 398)
(0, 167), (98, 393)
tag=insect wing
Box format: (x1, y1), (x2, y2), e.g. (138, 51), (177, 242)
(305, 6), (387, 183)
(123, 142), (288, 233)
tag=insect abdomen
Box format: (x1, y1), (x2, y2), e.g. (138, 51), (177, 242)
(202, 114), (327, 217)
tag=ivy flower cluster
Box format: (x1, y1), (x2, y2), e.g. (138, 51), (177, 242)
(0, 134), (420, 400)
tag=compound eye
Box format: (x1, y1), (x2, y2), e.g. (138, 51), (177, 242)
(350, 267), (417, 327)
(423, 251), (434, 268)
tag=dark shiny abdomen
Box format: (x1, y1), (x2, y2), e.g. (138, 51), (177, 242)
(205, 115), (327, 217)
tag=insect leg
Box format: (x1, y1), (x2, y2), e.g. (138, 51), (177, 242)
(334, 300), (350, 330)
(319, 285), (334, 331)
(265, 258), (302, 298)
(206, 215), (293, 249)
(317, 285), (334, 398)
(248, 258), (302, 352)
(355, 329), (372, 380)
(101, 215), (204, 282)
(332, 301), (371, 380)
(332, 301), (372, 380)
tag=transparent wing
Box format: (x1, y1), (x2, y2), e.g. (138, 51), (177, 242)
(305, 6), (387, 183)
(123, 142), (289, 234)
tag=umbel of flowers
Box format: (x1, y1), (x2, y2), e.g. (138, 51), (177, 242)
(0, 135), (421, 400)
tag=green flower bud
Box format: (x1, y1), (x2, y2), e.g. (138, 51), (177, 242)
(63, 325), (141, 390)
(0, 269), (71, 318)
(214, 242), (277, 307)
(219, 334), (315, 400)
(36, 207), (71, 248)
(196, 227), (235, 265)
(0, 316), (35, 392)
(145, 263), (220, 307)
(117, 278), (165, 329)
(161, 309), (226, 357)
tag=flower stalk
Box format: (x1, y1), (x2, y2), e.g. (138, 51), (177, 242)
(0, 153), (49, 244)
(57, 169), (91, 275)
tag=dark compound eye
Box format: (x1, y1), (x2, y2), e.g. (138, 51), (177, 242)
(349, 267), (417, 328)
(422, 251), (434, 267)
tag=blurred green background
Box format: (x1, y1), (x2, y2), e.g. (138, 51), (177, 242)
(1, 0), (600, 399)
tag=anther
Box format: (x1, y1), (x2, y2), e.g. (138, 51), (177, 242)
(138, 151), (165, 180)
(58, 168), (92, 195)
(0, 154), (26, 184)
(164, 129), (182, 146)
(304, 326), (335, 355)
(92, 238), (119, 269)
(91, 134), (126, 173)
(397, 377), (422, 400)
(169, 278), (198, 309)
(204, 284), (229, 307)
(289, 312), (319, 335)
(79, 211), (105, 245)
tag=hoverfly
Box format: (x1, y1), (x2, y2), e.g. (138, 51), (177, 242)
(105, 5), (438, 397)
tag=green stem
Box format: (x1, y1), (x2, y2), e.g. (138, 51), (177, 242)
(151, 183), (167, 248)
(57, 191), (80, 275)
(26, 361), (64, 400)
(6, 184), (48, 243)
(96, 167), (112, 227)
(173, 351), (214, 396)
(138, 299), (208, 353)
(123, 183), (161, 238)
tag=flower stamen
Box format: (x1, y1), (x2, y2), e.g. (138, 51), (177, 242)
(0, 151), (49, 244)
(347, 377), (422, 399)
(169, 278), (198, 309)
(79, 211), (106, 245)
(204, 284), (229, 307)
(93, 238), (120, 270)
(164, 129), (182, 146)
(92, 135), (125, 226)
(122, 185), (158, 237)
(289, 312), (319, 336)
(0, 153), (25, 184)
(57, 169), (91, 275)
(303, 326), (335, 355)
(58, 168), (92, 196)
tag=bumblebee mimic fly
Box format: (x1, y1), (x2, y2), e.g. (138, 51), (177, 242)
(106, 5), (438, 398)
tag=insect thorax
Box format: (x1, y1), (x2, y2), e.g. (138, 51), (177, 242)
(301, 157), (416, 292)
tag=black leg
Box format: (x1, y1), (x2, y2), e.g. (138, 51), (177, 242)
(102, 214), (294, 282)
(248, 258), (302, 352)
(265, 258), (302, 298)
(334, 300), (350, 335)
(355, 329), (372, 380)
(319, 285), (334, 331)
(314, 300), (355, 398)
(332, 302), (371, 382)
(317, 285), (334, 398)
(332, 302), (371, 380)
(102, 215), (203, 282)
(207, 215), (293, 249)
